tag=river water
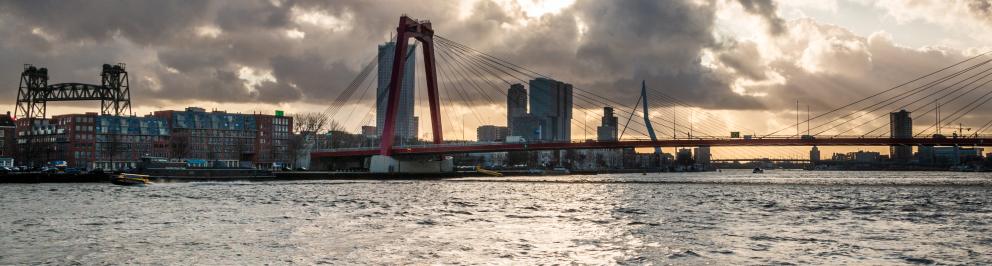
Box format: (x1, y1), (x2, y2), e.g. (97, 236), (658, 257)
(1, 170), (991, 265)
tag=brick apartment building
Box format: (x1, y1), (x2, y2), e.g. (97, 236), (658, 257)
(14, 107), (294, 170)
(0, 112), (15, 159)
(16, 113), (170, 169)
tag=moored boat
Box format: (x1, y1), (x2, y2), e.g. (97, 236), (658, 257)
(111, 173), (152, 186)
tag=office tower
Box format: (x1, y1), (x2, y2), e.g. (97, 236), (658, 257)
(507, 83), (527, 132)
(477, 125), (509, 142)
(810, 146), (821, 162)
(375, 41), (417, 141)
(693, 146), (711, 165)
(889, 110), (912, 161)
(597, 107), (618, 141)
(528, 78), (572, 141)
(510, 114), (546, 141)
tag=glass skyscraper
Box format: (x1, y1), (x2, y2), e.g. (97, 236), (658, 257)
(528, 77), (572, 141)
(375, 41), (418, 142)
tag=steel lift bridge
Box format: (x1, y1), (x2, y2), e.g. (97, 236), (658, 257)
(15, 63), (132, 119)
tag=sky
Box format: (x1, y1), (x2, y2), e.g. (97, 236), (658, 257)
(2, 0), (992, 158)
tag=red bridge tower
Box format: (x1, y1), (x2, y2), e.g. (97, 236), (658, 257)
(379, 15), (443, 156)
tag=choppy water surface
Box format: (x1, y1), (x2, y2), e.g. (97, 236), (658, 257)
(1, 170), (991, 264)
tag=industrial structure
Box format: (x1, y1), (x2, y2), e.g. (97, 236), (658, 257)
(16, 64), (132, 119)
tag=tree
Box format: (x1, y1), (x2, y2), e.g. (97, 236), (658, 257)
(287, 112), (340, 168)
(294, 112), (333, 134)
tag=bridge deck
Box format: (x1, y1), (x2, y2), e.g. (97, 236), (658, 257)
(312, 137), (992, 158)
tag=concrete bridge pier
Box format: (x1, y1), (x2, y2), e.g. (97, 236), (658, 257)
(369, 155), (454, 174)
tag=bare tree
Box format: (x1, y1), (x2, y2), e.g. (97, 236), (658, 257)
(293, 112), (332, 134)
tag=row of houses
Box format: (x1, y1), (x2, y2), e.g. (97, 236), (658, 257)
(3, 107), (294, 170)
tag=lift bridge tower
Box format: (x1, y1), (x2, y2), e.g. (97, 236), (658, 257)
(15, 63), (132, 119)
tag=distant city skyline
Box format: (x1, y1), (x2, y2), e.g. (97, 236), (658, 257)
(2, 1), (991, 158)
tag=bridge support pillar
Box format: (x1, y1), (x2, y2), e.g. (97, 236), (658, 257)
(369, 155), (453, 174)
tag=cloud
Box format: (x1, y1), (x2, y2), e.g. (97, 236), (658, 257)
(0, 0), (988, 137)
(736, 0), (787, 35)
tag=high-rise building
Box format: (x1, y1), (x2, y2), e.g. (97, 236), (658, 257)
(528, 78), (572, 141)
(510, 114), (546, 141)
(889, 110), (912, 161)
(476, 125), (509, 142)
(917, 145), (934, 164)
(375, 41), (417, 142)
(694, 146), (711, 165)
(810, 146), (821, 162)
(596, 107), (618, 141)
(507, 83), (527, 132)
(676, 148), (693, 165)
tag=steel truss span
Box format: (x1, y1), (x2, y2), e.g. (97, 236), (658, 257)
(15, 63), (132, 119)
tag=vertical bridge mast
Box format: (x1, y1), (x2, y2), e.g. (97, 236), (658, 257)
(380, 15), (443, 156)
(641, 81), (662, 156)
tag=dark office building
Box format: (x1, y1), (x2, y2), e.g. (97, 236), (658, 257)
(510, 114), (546, 141)
(596, 107), (618, 141)
(507, 83), (527, 133)
(889, 110), (912, 161)
(528, 78), (572, 141)
(477, 125), (509, 142)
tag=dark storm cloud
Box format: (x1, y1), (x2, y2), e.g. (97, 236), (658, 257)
(6, 0), (969, 119)
(0, 0), (767, 110)
(0, 1), (211, 45)
(736, 0), (787, 35)
(568, 0), (763, 109)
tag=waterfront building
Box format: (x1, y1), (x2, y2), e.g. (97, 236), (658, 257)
(14, 118), (54, 167)
(476, 125), (508, 142)
(847, 151), (881, 162)
(154, 107), (257, 165)
(0, 112), (14, 158)
(597, 107), (619, 141)
(92, 114), (171, 170)
(810, 146), (821, 162)
(694, 146), (711, 166)
(375, 41), (418, 142)
(528, 78), (572, 141)
(507, 83), (527, 132)
(933, 146), (984, 165)
(154, 107), (293, 169)
(889, 110), (913, 161)
(676, 148), (693, 165)
(253, 113), (294, 169)
(917, 145), (935, 164)
(15, 113), (170, 169)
